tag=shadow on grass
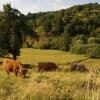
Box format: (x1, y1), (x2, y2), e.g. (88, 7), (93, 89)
(23, 64), (34, 69)
(0, 61), (3, 65)
(67, 57), (90, 65)
(24, 75), (30, 79)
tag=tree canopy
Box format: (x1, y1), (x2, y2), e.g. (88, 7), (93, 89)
(26, 3), (100, 37)
(0, 4), (36, 59)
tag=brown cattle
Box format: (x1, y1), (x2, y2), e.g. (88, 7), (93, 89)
(69, 62), (88, 72)
(3, 59), (27, 78)
(37, 62), (58, 72)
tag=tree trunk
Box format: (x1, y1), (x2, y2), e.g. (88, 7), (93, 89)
(13, 54), (17, 60)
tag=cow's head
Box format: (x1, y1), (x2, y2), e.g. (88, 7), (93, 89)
(19, 64), (27, 78)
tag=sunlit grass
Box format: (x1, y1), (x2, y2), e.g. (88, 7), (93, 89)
(20, 48), (87, 65)
(0, 48), (100, 100)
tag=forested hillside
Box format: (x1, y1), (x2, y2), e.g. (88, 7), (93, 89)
(25, 3), (100, 58)
(0, 3), (100, 58)
(27, 3), (100, 37)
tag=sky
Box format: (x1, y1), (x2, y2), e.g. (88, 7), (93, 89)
(0, 0), (100, 14)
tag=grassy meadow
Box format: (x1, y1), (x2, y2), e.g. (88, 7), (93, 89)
(0, 48), (100, 100)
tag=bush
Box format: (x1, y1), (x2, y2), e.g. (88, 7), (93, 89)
(76, 39), (85, 45)
(33, 44), (40, 49)
(33, 35), (70, 51)
(88, 37), (100, 44)
(49, 38), (58, 50)
(70, 45), (88, 54)
(33, 43), (51, 49)
(70, 44), (100, 58)
(39, 43), (51, 49)
(50, 34), (70, 51)
(59, 45), (69, 51)
(72, 34), (87, 45)
(87, 46), (100, 58)
(24, 42), (33, 48)
(0, 50), (8, 57)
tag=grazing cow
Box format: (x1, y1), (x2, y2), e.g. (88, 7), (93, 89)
(3, 59), (27, 78)
(37, 62), (58, 72)
(69, 62), (88, 72)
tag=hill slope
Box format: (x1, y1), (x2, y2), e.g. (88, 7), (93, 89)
(25, 3), (100, 52)
(27, 3), (100, 36)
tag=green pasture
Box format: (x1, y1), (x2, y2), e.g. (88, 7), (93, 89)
(0, 48), (100, 100)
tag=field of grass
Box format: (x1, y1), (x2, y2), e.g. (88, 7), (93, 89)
(0, 48), (100, 100)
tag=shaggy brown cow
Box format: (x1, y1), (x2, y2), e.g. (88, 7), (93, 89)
(69, 62), (88, 72)
(37, 62), (58, 72)
(3, 59), (27, 78)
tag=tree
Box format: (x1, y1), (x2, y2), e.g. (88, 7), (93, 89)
(0, 4), (31, 59)
(42, 18), (51, 33)
(51, 17), (63, 36)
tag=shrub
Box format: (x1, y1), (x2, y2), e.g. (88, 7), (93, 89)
(33, 43), (41, 49)
(50, 35), (70, 51)
(40, 43), (51, 49)
(0, 50), (8, 57)
(59, 44), (70, 51)
(76, 39), (85, 45)
(72, 34), (87, 45)
(87, 46), (100, 58)
(24, 42), (33, 48)
(88, 37), (100, 44)
(58, 33), (70, 51)
(70, 45), (88, 54)
(33, 42), (51, 49)
(50, 38), (59, 50)
(70, 44), (100, 58)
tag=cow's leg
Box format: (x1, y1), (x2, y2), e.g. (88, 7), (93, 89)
(6, 70), (10, 75)
(15, 71), (18, 76)
(21, 73), (25, 78)
(23, 73), (25, 78)
(4, 66), (10, 75)
(19, 72), (25, 78)
(19, 71), (22, 77)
